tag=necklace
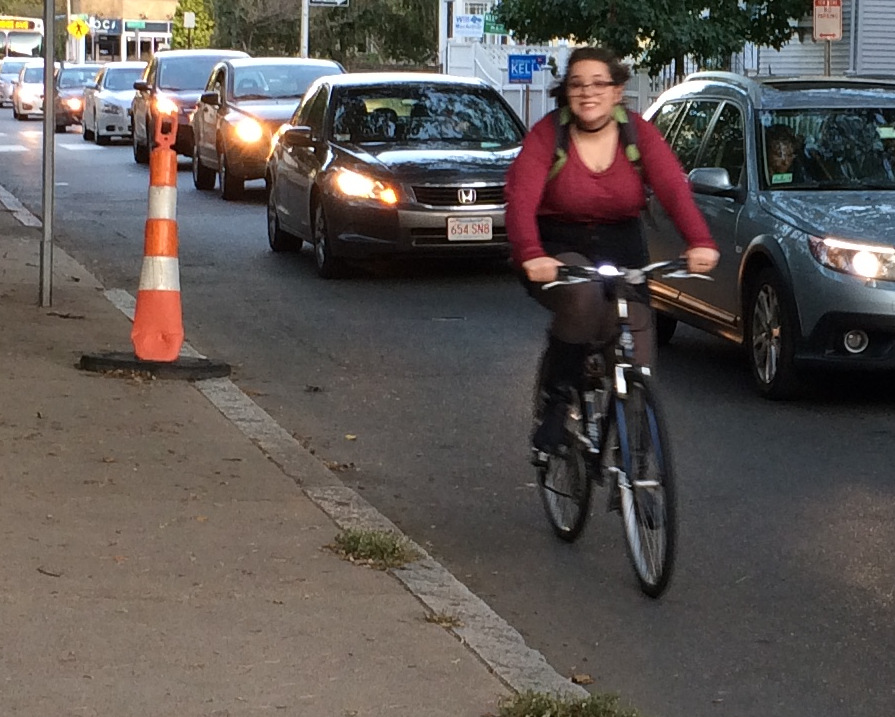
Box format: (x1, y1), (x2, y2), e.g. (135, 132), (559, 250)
(574, 118), (613, 134)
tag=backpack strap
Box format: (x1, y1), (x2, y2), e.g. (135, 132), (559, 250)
(547, 104), (643, 181)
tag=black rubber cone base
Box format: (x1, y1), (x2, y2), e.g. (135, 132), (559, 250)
(79, 351), (231, 380)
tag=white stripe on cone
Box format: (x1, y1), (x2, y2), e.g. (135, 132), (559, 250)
(147, 186), (178, 220)
(138, 256), (181, 291)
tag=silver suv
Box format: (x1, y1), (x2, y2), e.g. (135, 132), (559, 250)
(644, 72), (895, 398)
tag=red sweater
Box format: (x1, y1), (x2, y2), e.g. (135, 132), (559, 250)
(505, 111), (717, 267)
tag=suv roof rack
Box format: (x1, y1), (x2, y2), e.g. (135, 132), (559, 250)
(757, 75), (895, 91)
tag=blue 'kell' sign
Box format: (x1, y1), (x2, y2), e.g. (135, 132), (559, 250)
(508, 54), (547, 84)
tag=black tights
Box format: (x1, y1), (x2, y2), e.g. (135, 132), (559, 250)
(530, 252), (656, 369)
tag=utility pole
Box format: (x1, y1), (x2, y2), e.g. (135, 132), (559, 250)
(301, 0), (309, 57)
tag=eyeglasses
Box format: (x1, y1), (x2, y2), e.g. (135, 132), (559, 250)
(567, 80), (617, 95)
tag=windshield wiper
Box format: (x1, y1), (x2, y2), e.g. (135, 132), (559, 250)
(235, 93), (270, 100)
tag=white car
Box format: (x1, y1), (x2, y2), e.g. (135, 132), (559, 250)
(0, 58), (29, 107)
(12, 60), (56, 120)
(82, 60), (146, 145)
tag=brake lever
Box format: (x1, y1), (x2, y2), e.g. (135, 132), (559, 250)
(541, 275), (590, 290)
(661, 270), (714, 281)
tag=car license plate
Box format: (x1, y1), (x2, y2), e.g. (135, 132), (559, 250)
(447, 216), (492, 241)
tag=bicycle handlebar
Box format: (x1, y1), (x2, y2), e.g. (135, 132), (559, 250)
(542, 258), (713, 290)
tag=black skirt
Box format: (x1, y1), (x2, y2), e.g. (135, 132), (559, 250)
(537, 215), (648, 269)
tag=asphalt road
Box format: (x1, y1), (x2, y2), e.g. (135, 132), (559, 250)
(3, 114), (895, 717)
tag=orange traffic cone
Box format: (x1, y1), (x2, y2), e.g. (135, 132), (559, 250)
(131, 111), (184, 362)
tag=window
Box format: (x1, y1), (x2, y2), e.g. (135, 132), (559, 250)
(668, 101), (720, 173)
(699, 102), (745, 185)
(651, 102), (684, 140)
(298, 87), (328, 135)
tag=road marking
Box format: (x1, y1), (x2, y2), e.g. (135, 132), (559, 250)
(58, 144), (102, 151)
(0, 145), (27, 152)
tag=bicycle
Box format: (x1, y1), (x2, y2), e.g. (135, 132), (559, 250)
(532, 258), (710, 598)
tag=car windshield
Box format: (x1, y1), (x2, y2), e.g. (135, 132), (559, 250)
(233, 63), (341, 100)
(330, 84), (524, 147)
(58, 66), (100, 89)
(158, 56), (226, 91)
(760, 108), (895, 190)
(104, 67), (143, 91)
(22, 65), (41, 83)
(1, 60), (28, 77)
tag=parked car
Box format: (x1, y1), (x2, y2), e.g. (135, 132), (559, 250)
(265, 72), (525, 278)
(12, 60), (54, 120)
(130, 48), (249, 164)
(82, 60), (146, 144)
(192, 56), (344, 200)
(0, 58), (29, 107)
(53, 62), (102, 132)
(643, 71), (895, 398)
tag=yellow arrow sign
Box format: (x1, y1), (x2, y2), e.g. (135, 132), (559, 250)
(67, 18), (90, 39)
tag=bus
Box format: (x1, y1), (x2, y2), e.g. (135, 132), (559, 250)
(0, 16), (44, 58)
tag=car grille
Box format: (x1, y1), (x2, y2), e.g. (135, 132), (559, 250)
(412, 184), (505, 207)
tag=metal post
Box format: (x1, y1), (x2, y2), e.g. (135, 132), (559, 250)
(301, 0), (310, 57)
(40, 0), (57, 307)
(824, 40), (832, 76)
(524, 84), (530, 128)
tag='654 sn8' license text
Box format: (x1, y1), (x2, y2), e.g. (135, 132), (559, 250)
(448, 216), (493, 241)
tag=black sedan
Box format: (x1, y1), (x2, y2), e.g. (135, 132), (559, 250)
(192, 56), (344, 200)
(265, 72), (526, 277)
(54, 63), (102, 132)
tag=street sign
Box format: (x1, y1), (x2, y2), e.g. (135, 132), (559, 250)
(67, 18), (90, 39)
(508, 54), (546, 84)
(454, 14), (484, 39)
(813, 0), (842, 41)
(183, 11), (196, 29)
(483, 13), (506, 35)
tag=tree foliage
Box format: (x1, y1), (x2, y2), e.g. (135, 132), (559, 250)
(172, 0), (215, 50)
(493, 0), (813, 77)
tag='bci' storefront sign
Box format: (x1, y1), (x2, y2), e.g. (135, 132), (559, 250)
(89, 17), (122, 35)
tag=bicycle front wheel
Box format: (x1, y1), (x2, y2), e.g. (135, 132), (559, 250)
(613, 371), (677, 597)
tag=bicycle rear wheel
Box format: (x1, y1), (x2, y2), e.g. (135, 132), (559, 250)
(533, 359), (591, 542)
(613, 371), (677, 597)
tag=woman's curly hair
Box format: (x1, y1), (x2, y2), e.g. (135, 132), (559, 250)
(551, 47), (632, 108)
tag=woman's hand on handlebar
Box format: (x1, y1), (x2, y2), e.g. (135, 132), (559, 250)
(685, 246), (720, 274)
(523, 256), (564, 283)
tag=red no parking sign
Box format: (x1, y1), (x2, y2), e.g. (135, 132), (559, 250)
(814, 0), (843, 41)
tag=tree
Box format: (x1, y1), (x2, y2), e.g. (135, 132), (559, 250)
(493, 0), (813, 78)
(172, 0), (215, 50)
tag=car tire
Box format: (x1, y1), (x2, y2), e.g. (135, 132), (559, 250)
(313, 201), (347, 279)
(96, 129), (110, 146)
(133, 119), (149, 164)
(745, 268), (801, 400)
(266, 182), (299, 252)
(218, 149), (243, 201)
(192, 145), (215, 190)
(13, 107), (22, 121)
(83, 119), (94, 141)
(655, 312), (677, 346)
(55, 123), (66, 134)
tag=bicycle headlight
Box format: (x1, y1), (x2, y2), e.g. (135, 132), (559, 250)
(808, 235), (895, 281)
(234, 117), (263, 143)
(332, 168), (398, 205)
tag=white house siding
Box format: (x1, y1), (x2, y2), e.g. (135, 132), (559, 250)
(756, 2), (855, 76)
(856, 0), (895, 74)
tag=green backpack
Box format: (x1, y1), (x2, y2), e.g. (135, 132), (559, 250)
(546, 104), (643, 182)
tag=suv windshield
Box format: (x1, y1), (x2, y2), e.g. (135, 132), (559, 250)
(158, 56), (226, 91)
(233, 63), (341, 100)
(1, 60), (28, 77)
(760, 108), (895, 189)
(331, 84), (524, 146)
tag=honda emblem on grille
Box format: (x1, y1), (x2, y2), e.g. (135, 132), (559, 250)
(458, 188), (477, 204)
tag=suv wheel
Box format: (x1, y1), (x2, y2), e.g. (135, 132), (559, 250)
(218, 149), (243, 201)
(133, 119), (149, 164)
(746, 268), (800, 400)
(266, 182), (298, 252)
(192, 145), (216, 190)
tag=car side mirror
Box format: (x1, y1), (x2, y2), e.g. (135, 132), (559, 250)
(282, 126), (313, 148)
(133, 80), (150, 92)
(200, 91), (220, 106)
(689, 167), (743, 200)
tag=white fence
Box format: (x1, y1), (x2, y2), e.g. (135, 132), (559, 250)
(445, 41), (676, 127)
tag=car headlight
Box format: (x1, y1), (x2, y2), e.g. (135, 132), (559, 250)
(99, 101), (123, 115)
(155, 96), (179, 115)
(808, 236), (895, 281)
(64, 97), (82, 111)
(234, 117), (263, 143)
(332, 168), (399, 205)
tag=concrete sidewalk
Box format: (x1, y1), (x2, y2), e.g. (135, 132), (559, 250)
(0, 204), (583, 715)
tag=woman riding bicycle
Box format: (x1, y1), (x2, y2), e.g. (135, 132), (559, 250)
(505, 46), (720, 458)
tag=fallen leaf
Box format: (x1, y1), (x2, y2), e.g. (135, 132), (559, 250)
(571, 673), (594, 685)
(195, 515), (209, 523)
(37, 566), (62, 578)
(345, 434), (357, 441)
(112, 555), (128, 564)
